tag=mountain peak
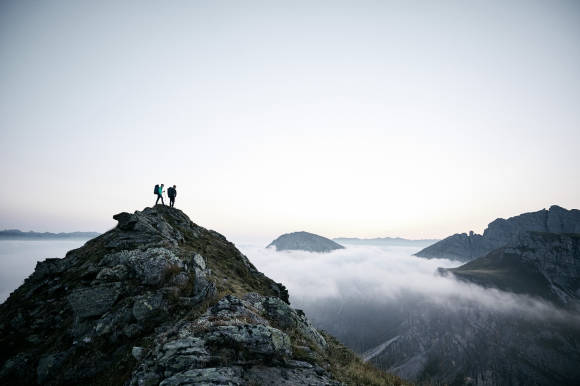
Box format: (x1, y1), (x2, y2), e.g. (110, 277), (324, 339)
(415, 205), (580, 262)
(267, 231), (345, 252)
(0, 206), (400, 385)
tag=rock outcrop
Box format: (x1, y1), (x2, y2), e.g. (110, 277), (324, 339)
(267, 231), (345, 252)
(363, 232), (580, 384)
(0, 206), (400, 385)
(415, 205), (580, 261)
(444, 232), (580, 304)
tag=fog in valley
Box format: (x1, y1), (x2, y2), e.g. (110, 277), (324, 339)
(0, 239), (89, 302)
(239, 243), (580, 364)
(2, 237), (580, 383)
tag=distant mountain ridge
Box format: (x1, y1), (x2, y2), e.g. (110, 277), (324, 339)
(415, 205), (580, 261)
(334, 237), (438, 247)
(268, 231), (345, 252)
(0, 229), (101, 239)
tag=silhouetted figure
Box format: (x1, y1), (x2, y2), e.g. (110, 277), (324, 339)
(155, 183), (165, 205)
(168, 185), (177, 207)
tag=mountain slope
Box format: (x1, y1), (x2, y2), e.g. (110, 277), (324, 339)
(444, 232), (580, 304)
(0, 206), (403, 385)
(368, 231), (580, 384)
(415, 205), (580, 261)
(268, 231), (345, 252)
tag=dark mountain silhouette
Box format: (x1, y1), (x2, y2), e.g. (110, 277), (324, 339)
(415, 205), (580, 261)
(268, 231), (345, 252)
(0, 229), (100, 239)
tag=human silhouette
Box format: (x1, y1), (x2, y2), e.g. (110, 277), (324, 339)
(168, 185), (177, 208)
(155, 183), (165, 205)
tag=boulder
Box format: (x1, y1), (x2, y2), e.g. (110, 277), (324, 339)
(67, 282), (122, 319)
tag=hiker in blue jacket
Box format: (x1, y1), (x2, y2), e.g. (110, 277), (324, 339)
(155, 184), (165, 205)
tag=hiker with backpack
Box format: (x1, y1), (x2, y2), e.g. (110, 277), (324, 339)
(154, 184), (165, 205)
(168, 185), (177, 208)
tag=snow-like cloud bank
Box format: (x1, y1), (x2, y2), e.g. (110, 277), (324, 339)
(238, 243), (580, 325)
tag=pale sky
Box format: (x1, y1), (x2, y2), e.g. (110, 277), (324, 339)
(1, 0), (579, 242)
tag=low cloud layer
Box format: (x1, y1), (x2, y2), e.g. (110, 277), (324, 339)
(238, 243), (580, 326)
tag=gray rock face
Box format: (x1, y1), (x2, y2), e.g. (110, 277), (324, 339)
(0, 206), (347, 386)
(267, 231), (345, 252)
(67, 282), (122, 319)
(416, 205), (580, 261)
(259, 296), (327, 349)
(372, 231), (580, 384)
(447, 232), (580, 304)
(370, 300), (580, 386)
(130, 294), (338, 386)
(36, 352), (69, 384)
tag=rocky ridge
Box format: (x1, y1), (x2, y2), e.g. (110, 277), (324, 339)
(365, 232), (580, 384)
(267, 231), (345, 252)
(415, 205), (580, 262)
(444, 232), (580, 305)
(0, 206), (402, 385)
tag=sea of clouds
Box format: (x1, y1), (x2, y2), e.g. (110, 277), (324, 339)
(237, 243), (580, 328)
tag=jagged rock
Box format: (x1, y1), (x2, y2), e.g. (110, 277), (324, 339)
(103, 248), (183, 287)
(0, 205), (380, 386)
(37, 351), (69, 384)
(95, 304), (133, 338)
(130, 295), (339, 385)
(0, 353), (34, 384)
(67, 282), (122, 318)
(131, 346), (145, 361)
(446, 232), (580, 304)
(267, 231), (345, 252)
(416, 205), (580, 261)
(112, 212), (138, 231)
(132, 292), (168, 322)
(159, 367), (244, 386)
(204, 324), (292, 359)
(31, 258), (67, 280)
(244, 365), (339, 385)
(193, 253), (206, 270)
(159, 336), (210, 372)
(259, 295), (327, 349)
(95, 264), (128, 282)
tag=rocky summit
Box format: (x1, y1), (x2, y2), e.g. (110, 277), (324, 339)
(415, 205), (580, 262)
(267, 231), (345, 253)
(0, 206), (402, 386)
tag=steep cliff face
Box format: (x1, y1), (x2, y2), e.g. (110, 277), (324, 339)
(370, 231), (580, 385)
(0, 206), (402, 386)
(369, 301), (580, 386)
(267, 231), (345, 252)
(447, 232), (580, 305)
(415, 205), (580, 261)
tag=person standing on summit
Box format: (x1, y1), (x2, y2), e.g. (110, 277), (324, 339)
(168, 185), (177, 208)
(155, 183), (165, 205)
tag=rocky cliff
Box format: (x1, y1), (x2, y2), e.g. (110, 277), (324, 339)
(267, 231), (345, 253)
(415, 205), (580, 261)
(445, 232), (580, 305)
(0, 206), (402, 385)
(371, 230), (580, 385)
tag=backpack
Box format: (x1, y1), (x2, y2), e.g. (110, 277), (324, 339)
(154, 184), (159, 195)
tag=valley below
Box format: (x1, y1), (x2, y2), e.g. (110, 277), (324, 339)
(244, 241), (580, 385)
